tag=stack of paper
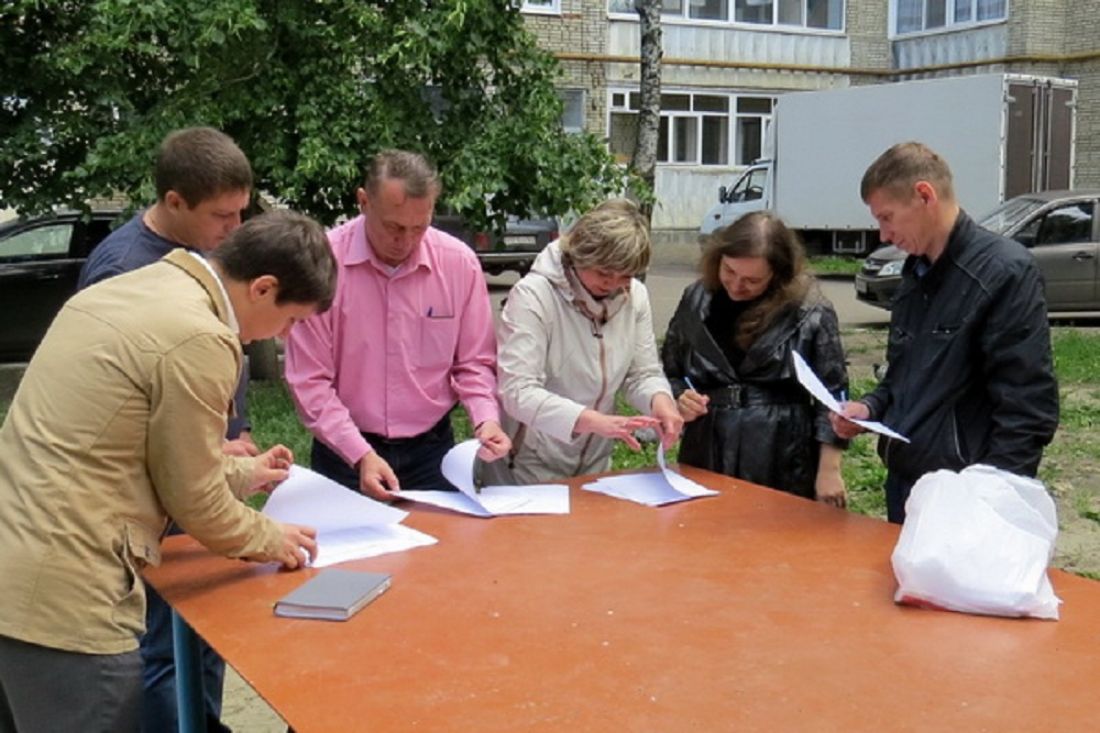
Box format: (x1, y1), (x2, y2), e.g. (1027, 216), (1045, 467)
(263, 466), (437, 567)
(399, 440), (570, 517)
(582, 443), (718, 507)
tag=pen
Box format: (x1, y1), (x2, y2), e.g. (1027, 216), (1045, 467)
(684, 376), (698, 392)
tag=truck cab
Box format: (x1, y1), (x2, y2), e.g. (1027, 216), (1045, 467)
(699, 162), (771, 236)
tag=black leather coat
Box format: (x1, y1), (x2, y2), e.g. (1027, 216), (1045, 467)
(661, 282), (848, 498)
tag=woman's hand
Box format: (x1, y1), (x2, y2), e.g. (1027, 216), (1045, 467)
(574, 409), (659, 451)
(676, 388), (710, 423)
(815, 444), (847, 509)
(651, 393), (684, 448)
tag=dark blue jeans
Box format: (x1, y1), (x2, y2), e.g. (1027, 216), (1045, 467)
(310, 414), (457, 493)
(141, 524), (230, 733)
(885, 472), (915, 525)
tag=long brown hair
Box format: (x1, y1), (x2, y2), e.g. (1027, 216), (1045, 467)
(700, 211), (810, 349)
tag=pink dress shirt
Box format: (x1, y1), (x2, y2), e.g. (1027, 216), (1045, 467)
(284, 215), (500, 467)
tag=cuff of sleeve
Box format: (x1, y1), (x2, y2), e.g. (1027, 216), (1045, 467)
(330, 429), (372, 469)
(224, 456), (256, 499)
(858, 397), (879, 422)
(629, 384), (673, 416)
(465, 398), (501, 431)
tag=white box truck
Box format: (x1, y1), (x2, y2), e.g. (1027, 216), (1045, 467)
(700, 73), (1077, 254)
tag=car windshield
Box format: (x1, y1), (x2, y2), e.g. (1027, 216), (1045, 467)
(978, 197), (1046, 235)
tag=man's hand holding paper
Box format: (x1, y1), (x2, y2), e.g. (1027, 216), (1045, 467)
(791, 351), (909, 444)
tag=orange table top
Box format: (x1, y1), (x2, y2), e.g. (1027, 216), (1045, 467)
(145, 467), (1100, 732)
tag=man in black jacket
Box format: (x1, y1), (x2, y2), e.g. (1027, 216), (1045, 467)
(831, 142), (1059, 523)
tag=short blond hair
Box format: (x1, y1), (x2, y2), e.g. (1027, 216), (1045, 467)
(560, 199), (650, 275)
(861, 141), (955, 203)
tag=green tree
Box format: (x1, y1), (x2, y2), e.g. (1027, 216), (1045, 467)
(0, 0), (628, 229)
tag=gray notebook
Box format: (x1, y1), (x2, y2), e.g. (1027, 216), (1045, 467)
(274, 569), (391, 621)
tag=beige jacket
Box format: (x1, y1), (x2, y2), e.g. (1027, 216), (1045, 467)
(0, 250), (284, 654)
(481, 241), (672, 485)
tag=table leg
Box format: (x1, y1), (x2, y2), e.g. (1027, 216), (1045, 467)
(171, 610), (207, 733)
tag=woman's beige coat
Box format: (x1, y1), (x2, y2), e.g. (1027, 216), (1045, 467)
(483, 242), (672, 485)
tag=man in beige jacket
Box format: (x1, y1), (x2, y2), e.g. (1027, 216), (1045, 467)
(0, 210), (337, 732)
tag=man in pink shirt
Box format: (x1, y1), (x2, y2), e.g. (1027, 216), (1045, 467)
(285, 150), (510, 499)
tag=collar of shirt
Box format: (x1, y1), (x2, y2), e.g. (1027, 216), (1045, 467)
(345, 215), (433, 276)
(186, 251), (240, 335)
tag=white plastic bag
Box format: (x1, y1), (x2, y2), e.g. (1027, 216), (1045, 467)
(891, 464), (1061, 620)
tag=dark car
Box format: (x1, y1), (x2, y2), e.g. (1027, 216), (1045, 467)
(0, 207), (560, 363)
(855, 190), (1100, 313)
(0, 209), (121, 361)
(433, 214), (558, 276)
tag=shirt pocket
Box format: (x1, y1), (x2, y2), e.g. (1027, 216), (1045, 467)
(419, 313), (459, 369)
(922, 321), (965, 371)
(110, 521), (162, 631)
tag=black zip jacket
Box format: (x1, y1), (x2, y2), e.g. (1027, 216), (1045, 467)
(862, 211), (1059, 482)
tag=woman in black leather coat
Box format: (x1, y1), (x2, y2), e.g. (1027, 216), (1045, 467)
(661, 212), (849, 505)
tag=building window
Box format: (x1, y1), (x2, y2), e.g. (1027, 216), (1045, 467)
(608, 90), (773, 166)
(894, 0), (1006, 35)
(609, 0), (843, 30)
(559, 89), (585, 133)
(521, 0), (560, 13)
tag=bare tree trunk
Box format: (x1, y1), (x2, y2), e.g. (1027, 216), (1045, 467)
(632, 0), (662, 224)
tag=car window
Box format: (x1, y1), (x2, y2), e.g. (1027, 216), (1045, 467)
(0, 223), (74, 259)
(1035, 203), (1095, 246)
(731, 168), (767, 201)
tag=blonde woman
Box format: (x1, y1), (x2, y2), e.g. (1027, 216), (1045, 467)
(482, 199), (683, 485)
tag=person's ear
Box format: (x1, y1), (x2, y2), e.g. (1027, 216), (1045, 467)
(355, 187), (370, 214)
(249, 275), (279, 302)
(914, 180), (937, 207)
(163, 190), (186, 213)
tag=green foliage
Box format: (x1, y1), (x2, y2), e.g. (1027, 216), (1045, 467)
(246, 379), (313, 467)
(0, 1), (629, 228)
(611, 393), (676, 470)
(1052, 329), (1100, 385)
(808, 255), (863, 276)
(841, 435), (887, 518)
(450, 404), (474, 442)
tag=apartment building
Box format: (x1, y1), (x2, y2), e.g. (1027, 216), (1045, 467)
(520, 1), (1099, 237)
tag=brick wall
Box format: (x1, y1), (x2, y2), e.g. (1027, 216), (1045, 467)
(848, 0), (891, 79)
(522, 1), (608, 134)
(1007, 0), (1066, 57)
(1059, 3), (1100, 188)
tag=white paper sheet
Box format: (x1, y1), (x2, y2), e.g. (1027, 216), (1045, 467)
(582, 443), (718, 507)
(263, 465), (437, 566)
(791, 350), (910, 443)
(397, 439), (570, 517)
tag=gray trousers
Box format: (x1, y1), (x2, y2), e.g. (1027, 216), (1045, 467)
(0, 634), (141, 733)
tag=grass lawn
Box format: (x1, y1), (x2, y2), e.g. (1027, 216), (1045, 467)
(807, 254), (863, 277)
(245, 382), (671, 474)
(241, 326), (1096, 527)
